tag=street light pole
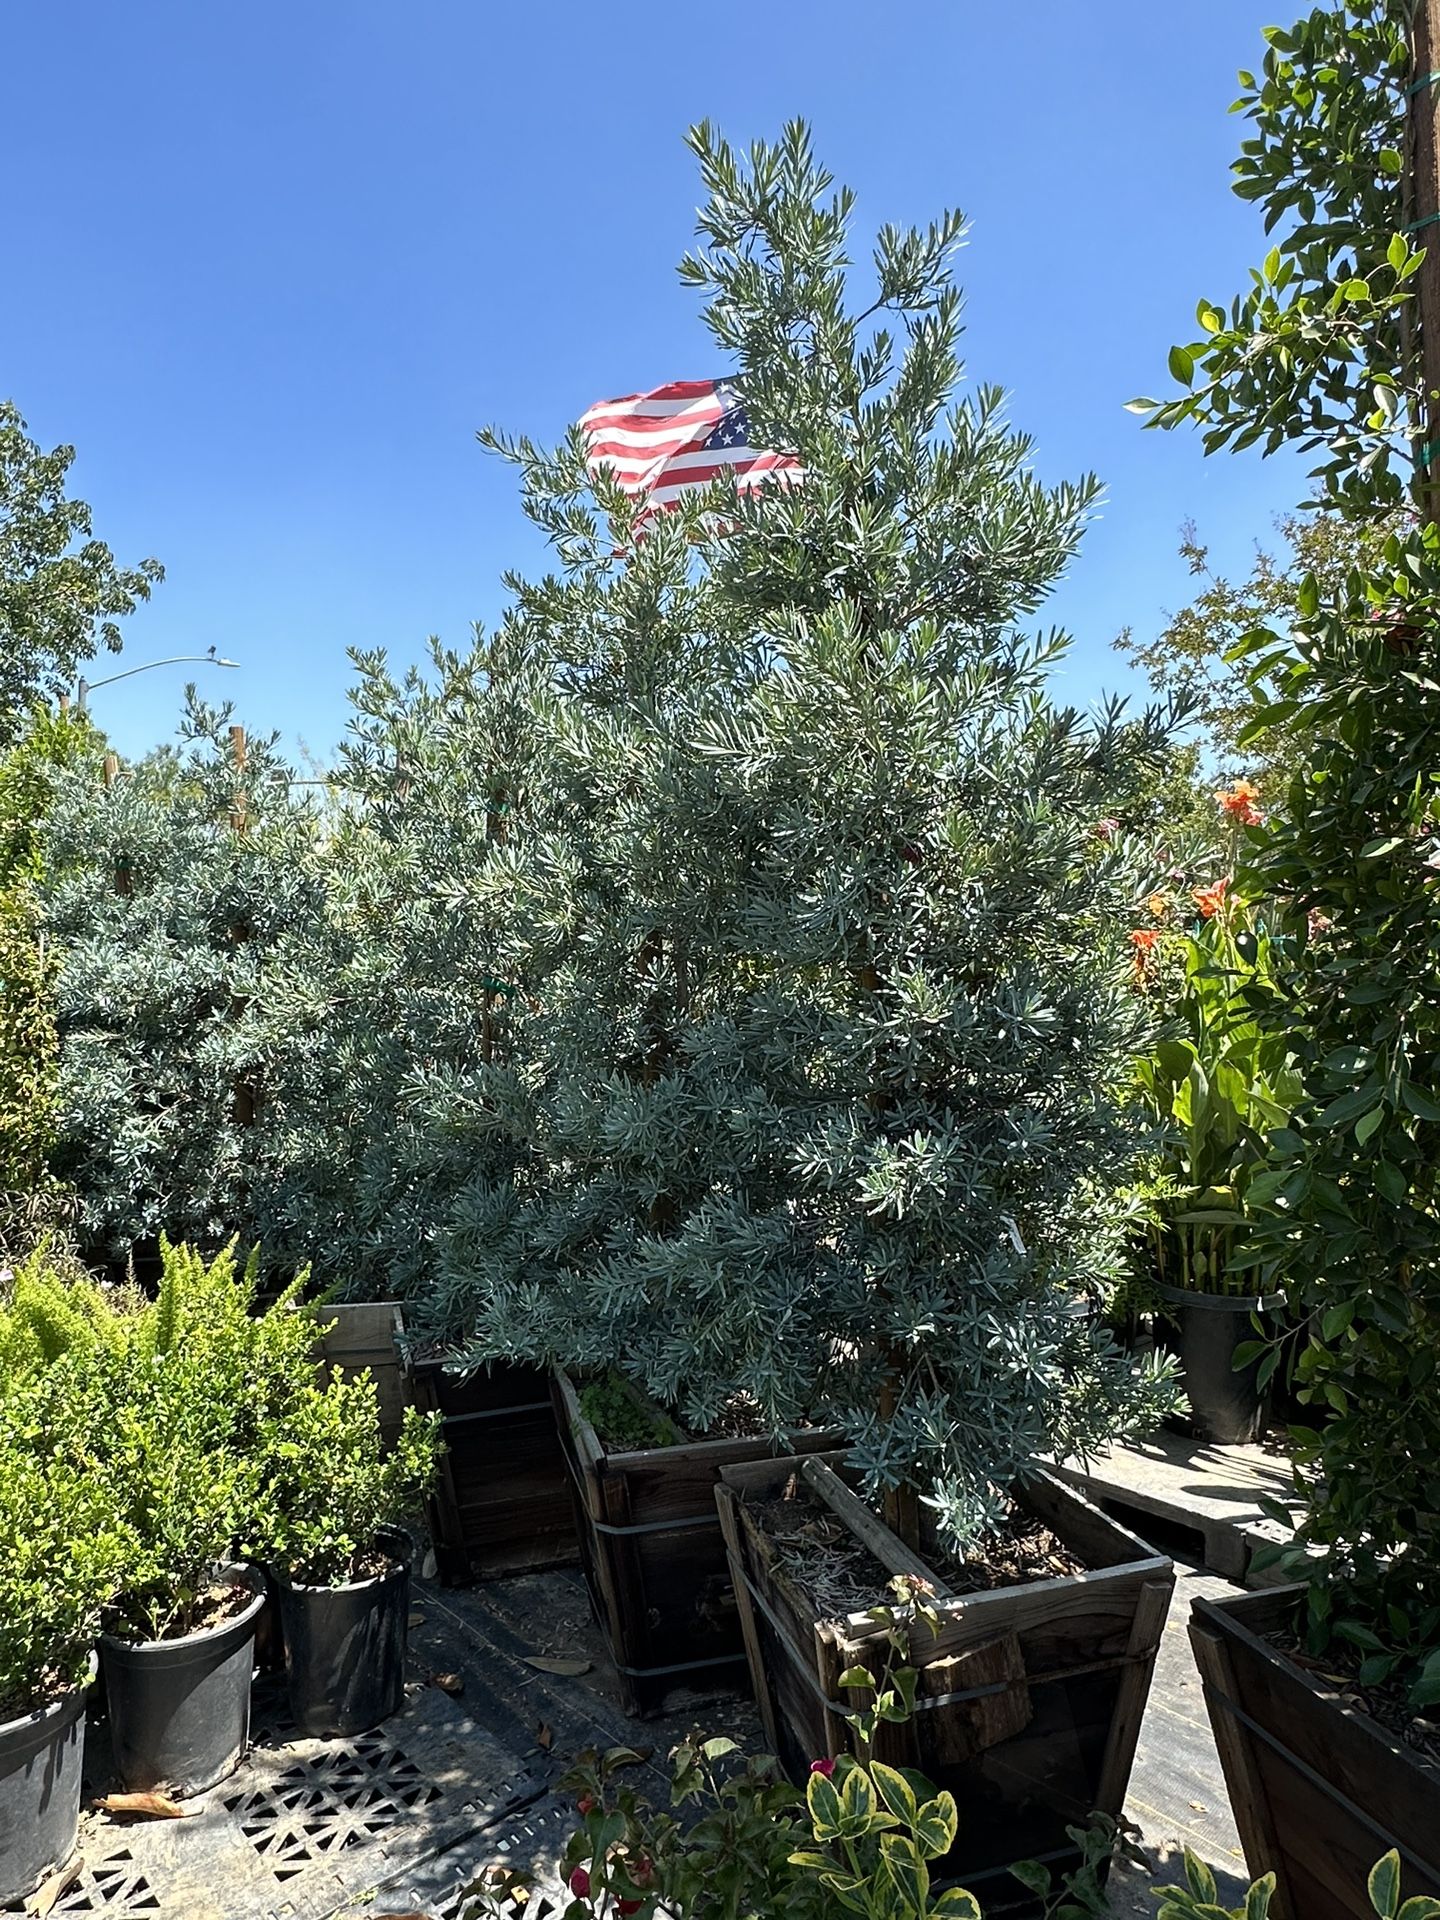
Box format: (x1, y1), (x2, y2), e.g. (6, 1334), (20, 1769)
(75, 653), (239, 712)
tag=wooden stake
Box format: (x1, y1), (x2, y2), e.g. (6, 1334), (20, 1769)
(1409, 5), (1440, 509)
(228, 725), (248, 834)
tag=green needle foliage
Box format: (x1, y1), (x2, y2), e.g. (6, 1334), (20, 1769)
(454, 122), (1180, 1546)
(1148, 1), (1440, 1702)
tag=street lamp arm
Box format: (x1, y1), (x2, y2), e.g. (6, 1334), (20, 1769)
(81, 655), (240, 696)
(76, 655), (240, 711)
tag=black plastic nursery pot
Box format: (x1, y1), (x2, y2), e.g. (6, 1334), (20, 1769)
(99, 1565), (266, 1796)
(1158, 1283), (1281, 1445)
(0, 1658), (94, 1907)
(275, 1525), (412, 1738)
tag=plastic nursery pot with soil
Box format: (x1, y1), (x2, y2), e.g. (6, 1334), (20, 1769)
(1157, 1283), (1283, 1446)
(99, 1566), (266, 1796)
(275, 1524), (413, 1737)
(1190, 1587), (1440, 1920)
(715, 1454), (1175, 1917)
(552, 1367), (845, 1717)
(0, 1654), (95, 1908)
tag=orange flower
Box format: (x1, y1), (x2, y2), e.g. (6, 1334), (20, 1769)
(1129, 927), (1162, 980)
(1192, 877), (1230, 920)
(1217, 780), (1264, 827)
(1146, 891), (1170, 920)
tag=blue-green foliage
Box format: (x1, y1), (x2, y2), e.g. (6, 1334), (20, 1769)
(445, 124), (1181, 1539)
(33, 126), (1180, 1544)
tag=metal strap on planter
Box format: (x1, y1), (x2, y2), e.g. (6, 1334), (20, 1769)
(736, 1563), (1153, 1718)
(558, 1449), (724, 1537)
(1203, 1683), (1440, 1883)
(612, 1650), (748, 1680)
(430, 1399), (554, 1431)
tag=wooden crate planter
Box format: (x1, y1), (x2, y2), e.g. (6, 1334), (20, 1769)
(716, 1454), (1174, 1913)
(315, 1301), (407, 1447)
(1190, 1587), (1440, 1920)
(552, 1368), (845, 1717)
(407, 1356), (578, 1584)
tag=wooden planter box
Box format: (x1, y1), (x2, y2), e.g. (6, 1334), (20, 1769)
(1190, 1587), (1440, 1920)
(407, 1356), (577, 1584)
(716, 1454), (1174, 1914)
(552, 1368), (845, 1717)
(315, 1301), (407, 1447)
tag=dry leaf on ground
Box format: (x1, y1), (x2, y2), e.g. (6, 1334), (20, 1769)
(94, 1791), (192, 1819)
(25, 1857), (83, 1917)
(523, 1654), (592, 1676)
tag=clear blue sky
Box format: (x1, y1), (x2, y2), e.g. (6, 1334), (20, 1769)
(2, 1), (1301, 763)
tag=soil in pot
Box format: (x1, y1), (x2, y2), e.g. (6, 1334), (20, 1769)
(753, 1474), (1084, 1617)
(719, 1456), (1174, 1916)
(100, 1568), (265, 1796)
(0, 1660), (93, 1908)
(1158, 1283), (1279, 1445)
(275, 1526), (412, 1737)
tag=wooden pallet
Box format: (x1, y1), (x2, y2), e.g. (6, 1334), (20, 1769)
(1049, 1432), (1304, 1582)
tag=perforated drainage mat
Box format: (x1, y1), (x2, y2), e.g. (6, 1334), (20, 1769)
(11, 1677), (540, 1920)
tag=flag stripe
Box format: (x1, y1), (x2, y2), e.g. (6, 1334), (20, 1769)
(579, 377), (803, 521)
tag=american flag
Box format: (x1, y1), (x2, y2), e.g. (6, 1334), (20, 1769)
(579, 378), (803, 514)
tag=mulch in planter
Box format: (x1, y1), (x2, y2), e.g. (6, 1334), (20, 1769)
(718, 1454), (1175, 1915)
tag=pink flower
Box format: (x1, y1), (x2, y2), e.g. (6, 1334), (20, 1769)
(810, 1757), (836, 1777)
(569, 1865), (592, 1897)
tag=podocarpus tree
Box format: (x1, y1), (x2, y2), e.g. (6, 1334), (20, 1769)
(461, 123), (1179, 1548)
(1143, 2), (1440, 1699)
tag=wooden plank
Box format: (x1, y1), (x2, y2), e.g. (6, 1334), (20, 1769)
(800, 1459), (953, 1594)
(716, 1482), (783, 1755)
(1024, 1465), (1167, 1571)
(1190, 1591), (1440, 1917)
(1094, 1576), (1175, 1813)
(1050, 1433), (1303, 1583)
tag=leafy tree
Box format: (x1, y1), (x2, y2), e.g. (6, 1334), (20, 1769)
(1118, 511), (1406, 799)
(1146, 1), (1440, 1701)
(456, 123), (1179, 1547)
(0, 710), (97, 1251)
(0, 400), (163, 745)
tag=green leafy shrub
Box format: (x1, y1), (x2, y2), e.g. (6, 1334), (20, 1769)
(0, 1368), (132, 1719)
(0, 1238), (138, 1387)
(1129, 908), (1302, 1297)
(1145, 2), (1440, 1702)
(578, 1372), (684, 1453)
(253, 1372), (440, 1586)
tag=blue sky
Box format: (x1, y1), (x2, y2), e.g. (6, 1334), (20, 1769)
(2, 1), (1300, 763)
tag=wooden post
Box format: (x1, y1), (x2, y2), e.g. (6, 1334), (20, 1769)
(228, 724), (248, 834)
(1409, 4), (1440, 510)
